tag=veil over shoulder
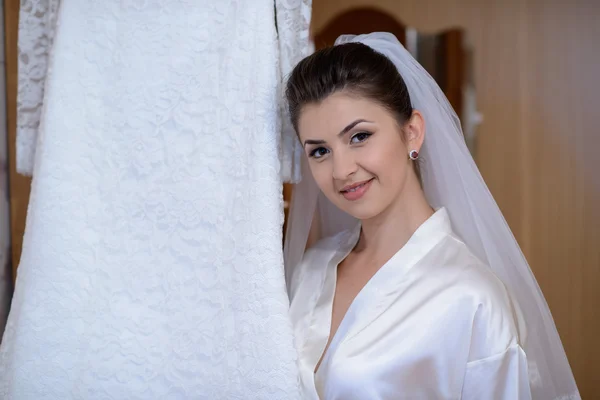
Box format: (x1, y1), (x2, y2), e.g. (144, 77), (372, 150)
(284, 32), (580, 400)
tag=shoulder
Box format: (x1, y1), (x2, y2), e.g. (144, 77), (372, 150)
(433, 234), (523, 360)
(426, 234), (510, 299)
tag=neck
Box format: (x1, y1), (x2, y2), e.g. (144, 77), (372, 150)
(355, 180), (434, 262)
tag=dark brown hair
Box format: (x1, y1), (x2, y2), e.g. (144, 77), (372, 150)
(285, 42), (421, 180)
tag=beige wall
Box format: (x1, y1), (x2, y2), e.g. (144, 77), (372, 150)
(313, 0), (600, 397)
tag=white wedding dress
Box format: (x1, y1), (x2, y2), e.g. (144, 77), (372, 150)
(1, 1), (311, 399)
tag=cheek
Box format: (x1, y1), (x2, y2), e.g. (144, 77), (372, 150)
(308, 162), (334, 193)
(365, 142), (408, 181)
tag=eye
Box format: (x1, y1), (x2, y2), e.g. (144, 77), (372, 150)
(350, 131), (372, 144)
(309, 147), (329, 159)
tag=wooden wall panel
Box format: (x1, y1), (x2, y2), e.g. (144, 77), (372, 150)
(312, 0), (600, 397)
(522, 3), (600, 393)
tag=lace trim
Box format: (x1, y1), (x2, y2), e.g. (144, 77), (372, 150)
(16, 0), (61, 176)
(276, 0), (313, 183)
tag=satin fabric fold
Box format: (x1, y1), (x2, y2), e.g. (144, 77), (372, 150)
(289, 209), (532, 399)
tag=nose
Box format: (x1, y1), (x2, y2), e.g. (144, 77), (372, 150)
(332, 151), (358, 181)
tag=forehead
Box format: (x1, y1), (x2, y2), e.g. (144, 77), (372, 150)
(297, 92), (394, 138)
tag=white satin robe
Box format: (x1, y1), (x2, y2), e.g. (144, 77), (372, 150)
(288, 208), (532, 399)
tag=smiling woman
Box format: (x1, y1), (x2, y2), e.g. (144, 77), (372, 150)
(287, 42), (429, 224)
(297, 92), (428, 223)
(283, 33), (579, 400)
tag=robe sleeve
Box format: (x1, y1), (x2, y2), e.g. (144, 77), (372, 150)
(460, 267), (533, 399)
(16, 0), (61, 176)
(274, 0), (313, 183)
(462, 344), (532, 399)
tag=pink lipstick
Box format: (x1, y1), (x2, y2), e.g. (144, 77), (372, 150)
(340, 179), (374, 201)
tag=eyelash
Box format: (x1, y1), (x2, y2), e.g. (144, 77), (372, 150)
(309, 147), (329, 158)
(350, 131), (372, 144)
(309, 131), (372, 159)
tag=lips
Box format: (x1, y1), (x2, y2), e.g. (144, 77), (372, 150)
(340, 178), (374, 201)
(340, 179), (372, 193)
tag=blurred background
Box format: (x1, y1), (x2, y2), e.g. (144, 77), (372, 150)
(2, 0), (599, 398)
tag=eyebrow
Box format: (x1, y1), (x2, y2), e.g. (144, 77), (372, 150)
(303, 119), (373, 147)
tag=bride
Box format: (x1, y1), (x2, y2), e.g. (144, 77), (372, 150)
(283, 33), (579, 399)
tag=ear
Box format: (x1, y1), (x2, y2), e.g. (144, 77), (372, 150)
(404, 110), (426, 151)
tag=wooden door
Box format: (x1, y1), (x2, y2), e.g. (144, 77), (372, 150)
(312, 8), (464, 119)
(312, 8), (407, 49)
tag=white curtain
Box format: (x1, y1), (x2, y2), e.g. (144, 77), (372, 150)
(0, 0), (12, 340)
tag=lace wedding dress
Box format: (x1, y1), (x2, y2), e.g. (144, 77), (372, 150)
(1, 1), (311, 398)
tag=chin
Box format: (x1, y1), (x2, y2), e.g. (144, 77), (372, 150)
(339, 202), (384, 221)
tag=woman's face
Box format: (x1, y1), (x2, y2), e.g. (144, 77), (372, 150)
(297, 91), (424, 221)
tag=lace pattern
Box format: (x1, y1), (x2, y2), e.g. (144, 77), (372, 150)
(16, 0), (61, 175)
(275, 0), (313, 183)
(16, 0), (312, 183)
(3, 1), (312, 398)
